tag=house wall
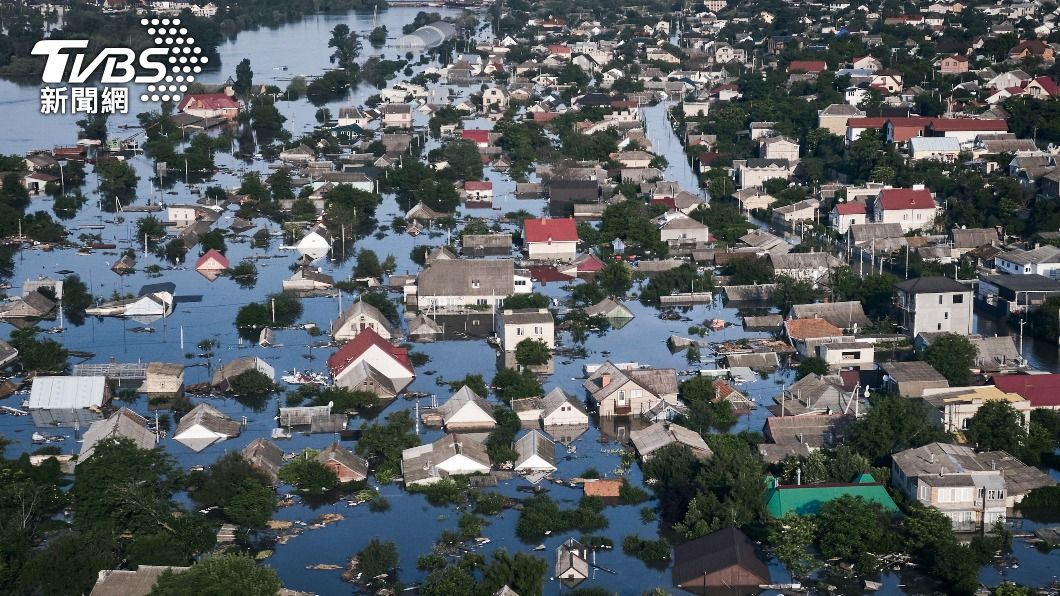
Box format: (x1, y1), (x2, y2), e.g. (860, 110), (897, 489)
(818, 345), (875, 367)
(334, 316), (393, 341)
(595, 380), (659, 417)
(739, 166), (792, 188)
(901, 290), (973, 336)
(502, 321), (556, 351)
(141, 374), (183, 394)
(528, 240), (577, 261)
(877, 207), (936, 232)
(831, 211), (866, 234)
(543, 405), (589, 427)
(435, 454), (490, 475)
(660, 226), (709, 244)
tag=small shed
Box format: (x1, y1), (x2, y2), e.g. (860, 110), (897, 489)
(513, 430), (557, 474)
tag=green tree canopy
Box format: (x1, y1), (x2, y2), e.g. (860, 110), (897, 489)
(149, 554), (281, 596)
(922, 333), (977, 385)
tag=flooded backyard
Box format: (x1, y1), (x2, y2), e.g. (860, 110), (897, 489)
(0, 6), (1058, 595)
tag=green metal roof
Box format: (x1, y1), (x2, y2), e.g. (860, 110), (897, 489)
(766, 474), (899, 517)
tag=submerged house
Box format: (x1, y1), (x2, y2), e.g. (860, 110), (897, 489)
(630, 421), (713, 462)
(78, 408), (157, 463)
(436, 385), (496, 431)
(315, 442), (369, 483)
(211, 357), (275, 391)
(327, 327), (415, 397)
(672, 527), (770, 594)
(331, 299), (397, 341)
(513, 429), (557, 473)
(172, 403), (242, 452)
(0, 290), (56, 320)
(555, 538), (590, 585)
(242, 438), (284, 485)
(584, 361), (678, 417)
(28, 375), (111, 427)
(401, 434), (491, 487)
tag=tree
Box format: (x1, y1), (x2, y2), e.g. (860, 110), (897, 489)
(596, 261), (633, 297)
(922, 333), (977, 385)
(96, 157), (139, 203)
(448, 374), (489, 398)
(234, 58), (254, 99)
(188, 453), (275, 528)
(796, 357), (829, 380)
(149, 555), (281, 596)
(199, 229), (227, 255)
(355, 249), (383, 278)
(514, 338), (550, 366)
(815, 495), (892, 571)
(723, 256), (774, 285)
(369, 25), (387, 46)
(136, 215), (166, 249)
(278, 457), (338, 495)
(227, 370), (277, 397)
(358, 538), (399, 579)
(768, 514), (817, 577)
(966, 400), (1027, 454)
(847, 393), (950, 464)
(421, 565), (475, 596)
(356, 411), (420, 478)
(328, 24), (362, 72)
(678, 376), (736, 435)
(491, 367), (543, 403)
(9, 328), (68, 373)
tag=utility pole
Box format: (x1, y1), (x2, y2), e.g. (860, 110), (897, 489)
(271, 298), (276, 324)
(1019, 317), (1026, 359)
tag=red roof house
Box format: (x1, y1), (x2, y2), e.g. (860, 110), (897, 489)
(992, 374), (1060, 409)
(874, 187), (937, 231)
(524, 218), (579, 261)
(178, 93), (241, 120)
(877, 188), (935, 211)
(787, 60), (827, 74)
(461, 129), (491, 146)
(195, 249), (229, 271)
(834, 201), (866, 215)
(327, 327), (414, 397)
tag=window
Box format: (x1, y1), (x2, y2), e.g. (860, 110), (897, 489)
(920, 485), (929, 500)
(953, 294), (964, 304)
(937, 323), (942, 330)
(938, 295), (943, 304)
(632, 389), (643, 399)
(944, 312), (949, 320)
(534, 326), (542, 334)
(516, 328), (524, 336)
(471, 279), (481, 289)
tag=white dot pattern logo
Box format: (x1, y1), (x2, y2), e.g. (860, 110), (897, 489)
(138, 17), (201, 105)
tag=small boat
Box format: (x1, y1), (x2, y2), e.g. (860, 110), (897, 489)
(533, 544), (545, 551)
(864, 580), (882, 591)
(32, 432), (65, 444)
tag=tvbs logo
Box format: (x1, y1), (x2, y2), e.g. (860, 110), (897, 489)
(33, 17), (207, 113)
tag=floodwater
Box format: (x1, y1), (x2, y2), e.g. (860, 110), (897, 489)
(0, 6), (1057, 595)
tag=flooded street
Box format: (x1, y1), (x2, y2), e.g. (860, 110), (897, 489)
(0, 6), (1058, 595)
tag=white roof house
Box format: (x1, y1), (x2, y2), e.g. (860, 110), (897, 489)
(401, 434), (491, 486)
(172, 403), (242, 452)
(437, 385), (496, 431)
(28, 376), (110, 427)
(29, 376), (108, 409)
(513, 429), (557, 473)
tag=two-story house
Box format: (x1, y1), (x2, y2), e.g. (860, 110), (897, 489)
(894, 276), (974, 336)
(381, 103), (413, 128)
(584, 362), (678, 417)
(830, 200), (868, 234)
(873, 186), (938, 232)
(498, 308), (555, 352)
(892, 442), (1055, 531)
(408, 259), (532, 311)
